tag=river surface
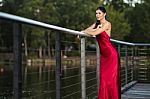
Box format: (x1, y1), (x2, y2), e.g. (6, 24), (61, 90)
(0, 63), (97, 99)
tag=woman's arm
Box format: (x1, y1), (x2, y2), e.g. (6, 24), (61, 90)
(84, 22), (111, 36)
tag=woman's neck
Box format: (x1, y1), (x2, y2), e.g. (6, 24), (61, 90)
(100, 18), (106, 24)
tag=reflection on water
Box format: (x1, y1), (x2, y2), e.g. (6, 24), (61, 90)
(22, 64), (59, 99)
(0, 65), (13, 98)
(0, 64), (97, 99)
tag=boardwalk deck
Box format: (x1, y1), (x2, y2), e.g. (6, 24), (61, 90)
(121, 83), (150, 99)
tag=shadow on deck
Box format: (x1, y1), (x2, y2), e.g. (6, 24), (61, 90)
(121, 83), (150, 99)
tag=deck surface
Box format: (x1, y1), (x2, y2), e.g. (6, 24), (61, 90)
(121, 83), (150, 99)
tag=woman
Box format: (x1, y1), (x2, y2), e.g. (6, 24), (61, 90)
(82, 6), (121, 99)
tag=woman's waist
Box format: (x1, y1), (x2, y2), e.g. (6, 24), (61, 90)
(100, 45), (117, 55)
(99, 43), (116, 49)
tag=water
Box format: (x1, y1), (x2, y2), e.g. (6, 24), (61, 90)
(0, 63), (97, 99)
(0, 64), (13, 98)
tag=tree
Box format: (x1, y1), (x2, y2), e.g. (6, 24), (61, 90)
(0, 0), (20, 51)
(105, 6), (131, 40)
(101, 0), (130, 11)
(125, 0), (150, 43)
(54, 0), (102, 51)
(1, 0), (134, 58)
(17, 0), (59, 58)
(30, 27), (46, 58)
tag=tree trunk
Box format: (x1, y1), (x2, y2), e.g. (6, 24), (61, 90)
(24, 33), (28, 58)
(48, 32), (51, 57)
(39, 46), (42, 58)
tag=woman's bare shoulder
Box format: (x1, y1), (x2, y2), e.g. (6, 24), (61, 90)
(102, 21), (111, 29)
(105, 21), (111, 26)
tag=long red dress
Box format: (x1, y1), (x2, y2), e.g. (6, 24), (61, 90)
(96, 31), (121, 99)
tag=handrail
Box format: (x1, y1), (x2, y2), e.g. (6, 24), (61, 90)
(0, 12), (88, 36)
(111, 39), (150, 46)
(0, 12), (150, 46)
(110, 39), (135, 46)
(134, 43), (150, 46)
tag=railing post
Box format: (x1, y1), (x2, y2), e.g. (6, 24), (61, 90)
(131, 47), (135, 81)
(96, 42), (100, 93)
(125, 46), (128, 84)
(134, 46), (138, 81)
(13, 23), (22, 99)
(81, 37), (86, 99)
(55, 32), (61, 99)
(118, 44), (121, 56)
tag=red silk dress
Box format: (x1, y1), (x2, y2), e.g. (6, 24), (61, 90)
(96, 31), (121, 99)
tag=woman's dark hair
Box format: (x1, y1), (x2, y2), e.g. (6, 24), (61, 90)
(94, 20), (100, 29)
(94, 6), (106, 29)
(97, 6), (106, 14)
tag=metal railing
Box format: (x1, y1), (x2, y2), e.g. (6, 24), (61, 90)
(113, 42), (150, 93)
(0, 12), (150, 99)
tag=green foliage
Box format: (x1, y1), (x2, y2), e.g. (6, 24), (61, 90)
(125, 0), (150, 43)
(16, 0), (102, 49)
(18, 0), (59, 24)
(1, 0), (150, 52)
(55, 0), (101, 30)
(30, 27), (46, 48)
(54, 0), (102, 44)
(110, 0), (129, 11)
(106, 6), (131, 40)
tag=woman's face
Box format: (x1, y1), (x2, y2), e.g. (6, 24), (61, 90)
(96, 9), (106, 21)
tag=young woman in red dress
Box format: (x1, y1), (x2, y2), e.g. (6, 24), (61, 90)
(82, 6), (121, 99)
